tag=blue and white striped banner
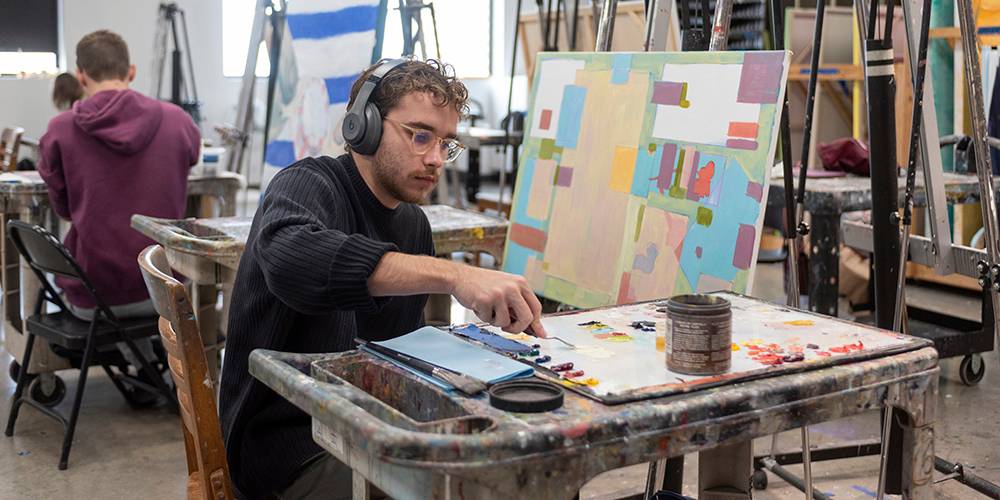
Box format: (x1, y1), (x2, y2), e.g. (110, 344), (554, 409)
(263, 0), (382, 188)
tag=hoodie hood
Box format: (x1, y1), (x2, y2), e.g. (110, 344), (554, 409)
(73, 89), (164, 155)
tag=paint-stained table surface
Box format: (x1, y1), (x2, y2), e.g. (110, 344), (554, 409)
(768, 171), (996, 317)
(251, 293), (939, 500)
(131, 205), (508, 339)
(130, 205), (509, 281)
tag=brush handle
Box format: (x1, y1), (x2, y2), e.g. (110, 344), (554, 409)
(361, 340), (441, 376)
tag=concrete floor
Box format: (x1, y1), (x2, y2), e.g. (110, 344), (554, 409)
(2, 262), (999, 499)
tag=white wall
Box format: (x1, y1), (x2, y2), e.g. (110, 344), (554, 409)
(1, 0), (530, 178)
(1, 0), (248, 146)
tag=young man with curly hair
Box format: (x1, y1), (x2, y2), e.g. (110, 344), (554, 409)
(219, 59), (546, 498)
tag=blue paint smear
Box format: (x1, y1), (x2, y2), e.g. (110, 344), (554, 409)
(511, 158), (548, 230)
(633, 243), (659, 273)
(678, 159), (760, 287)
(264, 140), (296, 167)
(851, 485), (876, 497)
(611, 54), (632, 84)
(286, 6), (378, 40)
(502, 241), (533, 277)
(325, 74), (359, 105)
(555, 85), (587, 149)
(631, 147), (657, 197)
(452, 324), (533, 354)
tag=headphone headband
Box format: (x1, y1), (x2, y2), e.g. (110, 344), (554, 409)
(343, 58), (409, 154)
(347, 58), (408, 117)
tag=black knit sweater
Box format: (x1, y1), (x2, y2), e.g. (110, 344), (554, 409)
(218, 154), (433, 496)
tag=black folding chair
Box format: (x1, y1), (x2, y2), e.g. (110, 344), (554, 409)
(3, 220), (177, 470)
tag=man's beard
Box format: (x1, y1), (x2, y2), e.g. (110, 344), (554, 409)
(372, 146), (433, 204)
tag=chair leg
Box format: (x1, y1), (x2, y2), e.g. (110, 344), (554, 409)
(99, 364), (140, 407)
(5, 333), (36, 437)
(59, 334), (97, 470)
(121, 337), (178, 410)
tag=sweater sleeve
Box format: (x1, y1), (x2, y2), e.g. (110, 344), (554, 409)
(36, 129), (70, 219)
(253, 164), (397, 315)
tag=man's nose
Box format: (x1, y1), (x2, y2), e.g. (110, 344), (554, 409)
(424, 145), (445, 168)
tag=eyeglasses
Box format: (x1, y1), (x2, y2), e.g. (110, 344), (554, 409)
(385, 119), (466, 163)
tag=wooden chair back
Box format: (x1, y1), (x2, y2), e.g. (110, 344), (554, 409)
(138, 245), (233, 500)
(1, 127), (24, 172)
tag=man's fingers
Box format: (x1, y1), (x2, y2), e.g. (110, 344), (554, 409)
(508, 293), (533, 334)
(492, 297), (512, 330)
(522, 285), (542, 318)
(527, 317), (548, 338)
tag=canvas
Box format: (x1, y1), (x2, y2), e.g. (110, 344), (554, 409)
(261, 0), (383, 188)
(503, 51), (791, 308)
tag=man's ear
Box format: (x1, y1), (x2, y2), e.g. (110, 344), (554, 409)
(75, 68), (87, 88)
(127, 64), (136, 83)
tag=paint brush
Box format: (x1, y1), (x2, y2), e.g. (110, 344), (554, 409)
(355, 339), (487, 396)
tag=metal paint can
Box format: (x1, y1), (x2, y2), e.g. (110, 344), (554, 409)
(665, 294), (732, 375)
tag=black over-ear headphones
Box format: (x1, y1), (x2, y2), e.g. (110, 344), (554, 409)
(343, 58), (408, 155)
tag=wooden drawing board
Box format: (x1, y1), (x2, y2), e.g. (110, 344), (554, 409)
(487, 292), (928, 404)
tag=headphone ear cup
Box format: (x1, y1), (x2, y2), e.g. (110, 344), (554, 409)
(356, 102), (383, 155)
(342, 110), (365, 149)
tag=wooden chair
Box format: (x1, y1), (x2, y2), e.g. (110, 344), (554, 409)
(138, 245), (233, 500)
(1, 127), (24, 172)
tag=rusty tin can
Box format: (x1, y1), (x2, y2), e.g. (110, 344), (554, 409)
(665, 294), (732, 375)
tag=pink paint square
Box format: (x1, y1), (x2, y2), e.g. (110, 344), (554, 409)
(539, 109), (553, 130)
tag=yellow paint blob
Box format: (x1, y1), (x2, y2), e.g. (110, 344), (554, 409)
(784, 320), (815, 326)
(731, 343), (740, 351)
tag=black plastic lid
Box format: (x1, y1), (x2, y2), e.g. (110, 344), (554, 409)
(489, 380), (564, 413)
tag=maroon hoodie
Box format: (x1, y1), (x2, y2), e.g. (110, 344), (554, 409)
(38, 89), (200, 309)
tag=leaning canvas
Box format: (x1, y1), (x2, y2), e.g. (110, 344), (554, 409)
(503, 51), (791, 308)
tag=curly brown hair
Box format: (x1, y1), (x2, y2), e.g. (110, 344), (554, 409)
(347, 58), (469, 121)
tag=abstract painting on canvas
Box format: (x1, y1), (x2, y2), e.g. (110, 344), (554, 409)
(503, 51), (791, 308)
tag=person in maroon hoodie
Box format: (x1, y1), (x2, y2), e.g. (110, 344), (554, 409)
(38, 30), (200, 369)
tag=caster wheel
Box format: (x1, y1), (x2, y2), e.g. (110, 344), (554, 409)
(29, 374), (66, 407)
(8, 361), (37, 384)
(751, 469), (768, 490)
(959, 354), (985, 386)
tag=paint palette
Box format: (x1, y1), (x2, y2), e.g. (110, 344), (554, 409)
(486, 292), (926, 404)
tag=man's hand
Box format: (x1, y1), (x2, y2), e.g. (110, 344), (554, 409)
(449, 266), (548, 337)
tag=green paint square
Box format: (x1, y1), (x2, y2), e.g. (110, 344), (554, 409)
(539, 139), (561, 160)
(696, 206), (713, 226)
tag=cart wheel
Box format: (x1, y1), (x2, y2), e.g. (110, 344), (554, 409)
(959, 354), (985, 386)
(29, 374), (66, 407)
(751, 469), (768, 490)
(8, 360), (37, 384)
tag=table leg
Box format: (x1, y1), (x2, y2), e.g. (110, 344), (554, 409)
(808, 212), (840, 317)
(191, 282), (221, 383)
(892, 372), (937, 499)
(466, 148), (482, 205)
(699, 440), (752, 499)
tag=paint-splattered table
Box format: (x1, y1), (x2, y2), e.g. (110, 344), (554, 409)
(2, 170), (245, 375)
(768, 171), (995, 317)
(130, 204), (509, 343)
(250, 293), (938, 499)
